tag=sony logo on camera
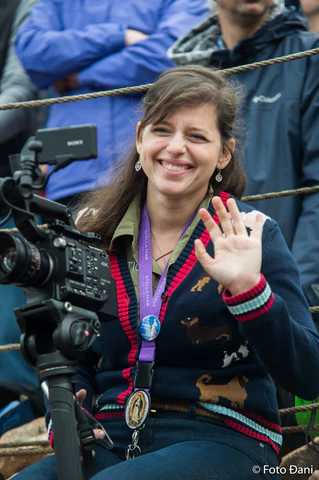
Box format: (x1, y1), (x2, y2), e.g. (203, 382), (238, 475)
(32, 124), (97, 165)
(67, 140), (84, 146)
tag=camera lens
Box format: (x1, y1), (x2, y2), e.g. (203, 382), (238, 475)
(1, 249), (17, 273)
(0, 233), (53, 287)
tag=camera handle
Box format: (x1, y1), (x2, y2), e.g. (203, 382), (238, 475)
(14, 299), (101, 480)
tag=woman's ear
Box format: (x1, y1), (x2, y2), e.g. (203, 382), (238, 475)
(136, 122), (142, 154)
(218, 138), (235, 170)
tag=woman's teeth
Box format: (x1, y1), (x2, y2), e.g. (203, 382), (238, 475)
(162, 162), (188, 171)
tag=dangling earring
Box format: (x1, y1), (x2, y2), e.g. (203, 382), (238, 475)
(215, 170), (223, 182)
(135, 157), (142, 172)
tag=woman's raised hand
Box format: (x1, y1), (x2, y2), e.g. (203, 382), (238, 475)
(195, 197), (264, 295)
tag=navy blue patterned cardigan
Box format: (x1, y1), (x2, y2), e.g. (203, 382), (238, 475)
(73, 193), (319, 454)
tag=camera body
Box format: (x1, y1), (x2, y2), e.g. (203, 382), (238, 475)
(0, 123), (113, 313)
(0, 124), (117, 364)
(0, 220), (112, 312)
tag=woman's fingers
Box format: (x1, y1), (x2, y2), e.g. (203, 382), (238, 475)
(194, 239), (216, 276)
(226, 198), (248, 236)
(212, 197), (235, 237)
(252, 213), (265, 239)
(198, 207), (223, 242)
(94, 428), (105, 440)
(199, 197), (247, 241)
(201, 197), (254, 239)
(76, 389), (86, 407)
(195, 238), (212, 262)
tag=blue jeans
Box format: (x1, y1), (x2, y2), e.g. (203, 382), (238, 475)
(13, 411), (279, 480)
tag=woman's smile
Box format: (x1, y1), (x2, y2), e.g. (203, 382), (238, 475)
(158, 159), (193, 174)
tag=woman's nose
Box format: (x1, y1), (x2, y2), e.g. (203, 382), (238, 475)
(166, 133), (186, 156)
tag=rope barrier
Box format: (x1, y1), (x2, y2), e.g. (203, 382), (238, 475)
(0, 440), (49, 448)
(280, 403), (319, 416)
(0, 224), (48, 234)
(0, 47), (318, 112)
(242, 185), (319, 202)
(0, 344), (20, 352)
(282, 424), (319, 435)
(0, 84), (153, 111)
(221, 47), (319, 75)
(0, 447), (53, 457)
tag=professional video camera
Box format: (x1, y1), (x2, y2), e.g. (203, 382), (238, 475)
(0, 124), (117, 480)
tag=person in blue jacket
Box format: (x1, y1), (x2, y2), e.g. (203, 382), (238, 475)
(15, 0), (209, 206)
(169, 0), (319, 325)
(13, 65), (319, 480)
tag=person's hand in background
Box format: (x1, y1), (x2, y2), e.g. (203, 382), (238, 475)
(53, 73), (80, 94)
(125, 28), (148, 46)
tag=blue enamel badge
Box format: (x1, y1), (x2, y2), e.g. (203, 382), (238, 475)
(140, 315), (161, 341)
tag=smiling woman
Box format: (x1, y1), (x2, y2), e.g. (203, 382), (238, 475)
(136, 104), (234, 208)
(77, 66), (247, 248)
(15, 66), (319, 480)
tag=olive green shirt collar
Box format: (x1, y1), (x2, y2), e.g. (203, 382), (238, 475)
(110, 188), (214, 275)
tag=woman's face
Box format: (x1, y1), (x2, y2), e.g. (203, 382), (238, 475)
(136, 104), (233, 203)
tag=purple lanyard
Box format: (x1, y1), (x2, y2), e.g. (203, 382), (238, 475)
(125, 205), (196, 453)
(137, 204), (196, 364)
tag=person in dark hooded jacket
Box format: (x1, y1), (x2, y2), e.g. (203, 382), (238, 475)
(169, 0), (319, 328)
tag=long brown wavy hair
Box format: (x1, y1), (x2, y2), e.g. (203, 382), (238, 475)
(76, 65), (247, 249)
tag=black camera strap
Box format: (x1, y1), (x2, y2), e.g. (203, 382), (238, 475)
(75, 403), (97, 480)
(75, 402), (115, 479)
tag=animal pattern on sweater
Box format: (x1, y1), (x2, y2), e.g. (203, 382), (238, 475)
(222, 343), (249, 369)
(191, 275), (211, 292)
(181, 316), (232, 344)
(196, 374), (249, 409)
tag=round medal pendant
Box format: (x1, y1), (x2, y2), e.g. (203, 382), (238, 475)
(140, 315), (161, 341)
(125, 389), (151, 429)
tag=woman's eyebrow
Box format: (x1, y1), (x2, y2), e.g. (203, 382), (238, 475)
(155, 120), (209, 134)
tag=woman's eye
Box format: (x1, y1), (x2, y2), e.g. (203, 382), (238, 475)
(153, 127), (170, 134)
(189, 134), (207, 142)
